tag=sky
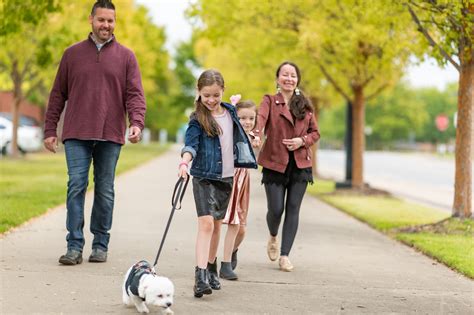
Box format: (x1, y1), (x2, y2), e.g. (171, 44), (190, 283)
(135, 0), (459, 91)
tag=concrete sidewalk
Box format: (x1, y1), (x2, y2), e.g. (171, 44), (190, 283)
(1, 145), (472, 314)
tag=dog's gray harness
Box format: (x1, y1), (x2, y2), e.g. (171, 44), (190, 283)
(125, 260), (155, 301)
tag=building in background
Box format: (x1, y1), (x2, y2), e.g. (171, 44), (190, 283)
(0, 91), (44, 125)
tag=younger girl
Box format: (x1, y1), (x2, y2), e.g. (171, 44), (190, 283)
(178, 70), (257, 298)
(220, 97), (257, 280)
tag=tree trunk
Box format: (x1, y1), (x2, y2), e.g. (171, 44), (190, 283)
(11, 59), (22, 158)
(351, 86), (365, 188)
(311, 100), (320, 176)
(312, 142), (319, 176)
(453, 52), (473, 218)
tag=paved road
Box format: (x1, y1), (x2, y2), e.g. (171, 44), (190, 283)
(318, 149), (474, 212)
(1, 146), (473, 314)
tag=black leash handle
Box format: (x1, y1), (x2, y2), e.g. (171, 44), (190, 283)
(153, 176), (190, 267)
(171, 175), (190, 210)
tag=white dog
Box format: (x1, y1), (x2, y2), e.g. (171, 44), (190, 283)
(122, 260), (174, 314)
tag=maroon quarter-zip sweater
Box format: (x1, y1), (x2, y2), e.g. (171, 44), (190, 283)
(44, 35), (146, 145)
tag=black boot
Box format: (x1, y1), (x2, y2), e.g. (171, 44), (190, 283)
(207, 258), (221, 290)
(231, 248), (238, 270)
(220, 261), (238, 280)
(194, 266), (212, 298)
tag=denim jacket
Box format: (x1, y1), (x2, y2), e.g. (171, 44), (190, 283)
(181, 102), (257, 180)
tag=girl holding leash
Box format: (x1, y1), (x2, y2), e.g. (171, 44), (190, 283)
(178, 69), (257, 298)
(220, 97), (258, 280)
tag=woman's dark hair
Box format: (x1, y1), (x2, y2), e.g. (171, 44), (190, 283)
(91, 0), (115, 16)
(276, 61), (313, 120)
(193, 69), (225, 137)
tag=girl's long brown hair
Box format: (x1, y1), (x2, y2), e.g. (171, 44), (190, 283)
(276, 61), (313, 120)
(192, 69), (225, 137)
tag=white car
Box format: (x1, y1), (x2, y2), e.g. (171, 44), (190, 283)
(0, 115), (43, 155)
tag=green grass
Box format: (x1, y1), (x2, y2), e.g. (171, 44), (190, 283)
(397, 232), (474, 278)
(435, 152), (455, 160)
(0, 143), (167, 234)
(319, 195), (449, 231)
(308, 178), (473, 278)
(308, 178), (336, 194)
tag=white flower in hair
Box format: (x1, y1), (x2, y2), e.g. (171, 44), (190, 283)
(230, 94), (241, 106)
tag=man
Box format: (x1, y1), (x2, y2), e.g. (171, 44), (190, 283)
(44, 0), (146, 265)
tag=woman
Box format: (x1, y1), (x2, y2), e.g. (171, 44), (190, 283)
(253, 61), (320, 271)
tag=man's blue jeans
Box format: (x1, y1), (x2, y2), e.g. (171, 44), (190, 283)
(64, 140), (121, 252)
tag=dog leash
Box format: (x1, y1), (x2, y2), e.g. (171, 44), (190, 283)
(153, 176), (190, 267)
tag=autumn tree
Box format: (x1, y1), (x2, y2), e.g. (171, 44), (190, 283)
(115, 3), (171, 136)
(0, 0), (59, 36)
(405, 0), (473, 218)
(188, 0), (335, 174)
(0, 0), (61, 157)
(0, 0), (88, 157)
(0, 25), (58, 157)
(190, 0), (419, 186)
(0, 0), (175, 155)
(299, 0), (421, 188)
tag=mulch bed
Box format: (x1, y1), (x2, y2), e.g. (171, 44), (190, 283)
(396, 217), (474, 235)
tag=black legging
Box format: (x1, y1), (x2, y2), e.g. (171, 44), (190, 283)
(264, 181), (307, 256)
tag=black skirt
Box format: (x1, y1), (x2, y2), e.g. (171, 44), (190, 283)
(261, 151), (313, 186)
(192, 177), (233, 220)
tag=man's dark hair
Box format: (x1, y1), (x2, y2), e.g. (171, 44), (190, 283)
(91, 0), (115, 16)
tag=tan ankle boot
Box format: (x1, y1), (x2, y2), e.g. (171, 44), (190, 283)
(279, 256), (293, 272)
(267, 236), (279, 261)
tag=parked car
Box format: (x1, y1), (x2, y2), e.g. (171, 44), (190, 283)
(0, 114), (43, 155)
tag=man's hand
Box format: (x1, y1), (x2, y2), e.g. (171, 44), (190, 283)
(44, 136), (58, 153)
(128, 126), (142, 143)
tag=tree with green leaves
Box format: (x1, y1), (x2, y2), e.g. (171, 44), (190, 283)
(405, 0), (473, 218)
(160, 38), (201, 136)
(366, 84), (429, 149)
(188, 0), (337, 174)
(414, 85), (457, 144)
(299, 0), (420, 188)
(0, 0), (61, 157)
(0, 0), (60, 36)
(0, 0), (175, 156)
(190, 0), (420, 188)
(0, 24), (59, 157)
(320, 83), (457, 149)
(115, 3), (171, 136)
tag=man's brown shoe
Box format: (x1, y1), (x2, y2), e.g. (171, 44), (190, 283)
(88, 248), (107, 263)
(59, 249), (83, 265)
